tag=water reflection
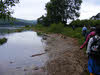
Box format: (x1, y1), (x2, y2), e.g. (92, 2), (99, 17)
(0, 27), (21, 35)
(0, 31), (48, 75)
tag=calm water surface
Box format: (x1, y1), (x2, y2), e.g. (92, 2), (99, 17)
(0, 30), (48, 75)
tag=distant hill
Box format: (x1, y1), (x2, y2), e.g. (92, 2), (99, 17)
(16, 18), (37, 25)
(0, 18), (37, 27)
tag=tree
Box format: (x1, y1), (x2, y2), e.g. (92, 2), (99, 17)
(37, 15), (50, 26)
(0, 0), (19, 19)
(45, 0), (64, 24)
(38, 0), (82, 26)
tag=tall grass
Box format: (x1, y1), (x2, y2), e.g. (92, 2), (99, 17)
(48, 23), (64, 33)
(34, 24), (49, 33)
(62, 27), (85, 45)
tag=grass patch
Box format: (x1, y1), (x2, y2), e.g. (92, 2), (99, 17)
(0, 38), (7, 45)
(14, 29), (24, 32)
(48, 23), (64, 33)
(37, 32), (44, 36)
(34, 24), (49, 33)
(32, 24), (85, 46)
(62, 27), (85, 45)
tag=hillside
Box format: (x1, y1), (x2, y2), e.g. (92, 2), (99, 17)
(0, 18), (37, 27)
(16, 18), (37, 25)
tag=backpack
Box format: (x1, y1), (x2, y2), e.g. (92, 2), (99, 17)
(90, 36), (100, 57)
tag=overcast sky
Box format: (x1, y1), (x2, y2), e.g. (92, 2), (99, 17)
(12, 0), (100, 20)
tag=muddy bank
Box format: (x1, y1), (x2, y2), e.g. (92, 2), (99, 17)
(45, 34), (88, 75)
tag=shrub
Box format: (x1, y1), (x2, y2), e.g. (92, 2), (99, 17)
(37, 32), (43, 36)
(70, 19), (100, 27)
(15, 29), (24, 32)
(49, 23), (64, 33)
(25, 25), (30, 28)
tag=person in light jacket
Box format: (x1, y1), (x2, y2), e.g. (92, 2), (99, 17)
(86, 26), (100, 75)
(82, 25), (87, 36)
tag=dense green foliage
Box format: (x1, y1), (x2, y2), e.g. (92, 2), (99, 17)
(49, 23), (64, 33)
(70, 19), (100, 27)
(0, 0), (19, 19)
(62, 27), (84, 44)
(38, 0), (82, 26)
(0, 38), (7, 45)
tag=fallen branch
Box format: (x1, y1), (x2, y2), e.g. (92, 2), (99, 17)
(31, 53), (45, 57)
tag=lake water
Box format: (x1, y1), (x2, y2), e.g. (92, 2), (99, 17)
(0, 30), (48, 75)
(0, 27), (20, 35)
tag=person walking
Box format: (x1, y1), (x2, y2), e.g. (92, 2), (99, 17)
(82, 25), (87, 37)
(80, 27), (96, 49)
(86, 26), (100, 75)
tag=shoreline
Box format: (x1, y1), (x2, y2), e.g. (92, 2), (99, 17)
(44, 34), (88, 75)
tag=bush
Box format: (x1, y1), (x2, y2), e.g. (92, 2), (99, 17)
(35, 24), (43, 28)
(37, 32), (44, 36)
(49, 23), (64, 33)
(61, 27), (85, 45)
(70, 19), (100, 27)
(0, 38), (7, 45)
(25, 25), (30, 28)
(15, 29), (24, 32)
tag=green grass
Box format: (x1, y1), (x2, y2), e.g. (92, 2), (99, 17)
(14, 29), (25, 32)
(34, 25), (49, 33)
(37, 32), (44, 36)
(32, 25), (85, 45)
(0, 38), (7, 45)
(48, 23), (64, 33)
(62, 27), (85, 45)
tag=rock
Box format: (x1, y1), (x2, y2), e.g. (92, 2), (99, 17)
(24, 69), (28, 71)
(34, 67), (39, 70)
(16, 67), (21, 69)
(43, 36), (47, 40)
(10, 61), (14, 64)
(45, 49), (49, 51)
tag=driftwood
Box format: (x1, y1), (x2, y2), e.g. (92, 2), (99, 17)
(31, 53), (45, 57)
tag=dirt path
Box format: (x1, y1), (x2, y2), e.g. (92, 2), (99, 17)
(44, 34), (88, 75)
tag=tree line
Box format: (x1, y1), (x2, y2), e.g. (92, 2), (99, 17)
(70, 19), (100, 27)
